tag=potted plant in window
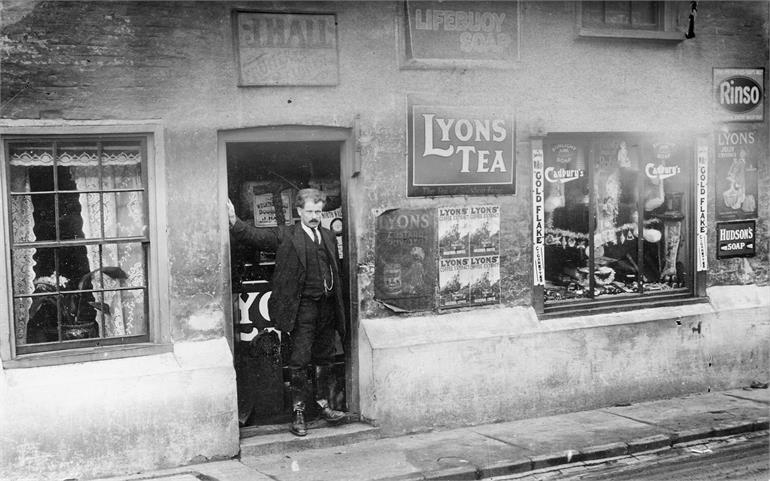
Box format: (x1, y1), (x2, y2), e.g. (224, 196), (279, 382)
(28, 267), (128, 342)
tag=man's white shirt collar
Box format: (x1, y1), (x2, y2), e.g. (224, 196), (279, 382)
(301, 223), (319, 242)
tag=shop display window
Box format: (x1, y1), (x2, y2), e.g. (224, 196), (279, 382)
(542, 134), (693, 309)
(4, 137), (150, 354)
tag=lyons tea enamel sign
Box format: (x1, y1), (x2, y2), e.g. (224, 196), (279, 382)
(713, 68), (764, 122)
(407, 95), (515, 196)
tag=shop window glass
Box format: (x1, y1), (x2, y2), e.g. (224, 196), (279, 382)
(582, 1), (661, 30)
(6, 138), (149, 354)
(543, 134), (692, 307)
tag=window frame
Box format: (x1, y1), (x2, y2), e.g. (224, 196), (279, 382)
(0, 121), (170, 367)
(575, 1), (685, 41)
(533, 132), (708, 318)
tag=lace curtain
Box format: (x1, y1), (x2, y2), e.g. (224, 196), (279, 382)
(10, 145), (146, 343)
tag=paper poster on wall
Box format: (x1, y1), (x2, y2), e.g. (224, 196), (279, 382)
(696, 141), (709, 272)
(374, 208), (436, 312)
(713, 68), (764, 122)
(438, 205), (500, 308)
(715, 128), (759, 221)
(532, 142), (545, 286)
(253, 191), (294, 227)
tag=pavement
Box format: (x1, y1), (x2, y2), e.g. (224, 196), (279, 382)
(94, 386), (769, 481)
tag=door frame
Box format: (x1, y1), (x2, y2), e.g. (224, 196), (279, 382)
(217, 125), (360, 416)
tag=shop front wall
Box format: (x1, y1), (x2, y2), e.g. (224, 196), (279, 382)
(0, 0), (768, 477)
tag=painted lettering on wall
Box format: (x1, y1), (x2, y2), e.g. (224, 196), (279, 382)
(406, 1), (518, 61)
(236, 12), (338, 86)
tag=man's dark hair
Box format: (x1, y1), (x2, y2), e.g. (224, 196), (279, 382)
(295, 188), (326, 209)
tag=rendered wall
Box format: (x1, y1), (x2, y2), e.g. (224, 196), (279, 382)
(359, 286), (770, 434)
(0, 339), (239, 481)
(0, 0), (768, 477)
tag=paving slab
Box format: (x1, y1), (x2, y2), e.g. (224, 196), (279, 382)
(241, 427), (524, 481)
(722, 387), (770, 404)
(473, 409), (664, 455)
(603, 390), (769, 433)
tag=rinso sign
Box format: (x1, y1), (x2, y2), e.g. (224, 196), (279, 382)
(713, 68), (764, 122)
(407, 96), (515, 196)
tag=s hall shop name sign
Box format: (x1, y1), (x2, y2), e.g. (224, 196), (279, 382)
(407, 96), (515, 197)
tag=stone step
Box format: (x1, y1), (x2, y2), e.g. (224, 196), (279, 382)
(239, 421), (382, 458)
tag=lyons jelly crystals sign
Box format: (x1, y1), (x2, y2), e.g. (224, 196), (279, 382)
(407, 96), (515, 196)
(406, 1), (518, 62)
(713, 68), (764, 122)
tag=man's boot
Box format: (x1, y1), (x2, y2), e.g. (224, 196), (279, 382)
(314, 364), (347, 424)
(290, 368), (308, 437)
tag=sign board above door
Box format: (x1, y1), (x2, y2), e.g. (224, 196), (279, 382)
(234, 11), (339, 86)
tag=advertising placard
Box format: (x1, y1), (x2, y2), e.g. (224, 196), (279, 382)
(696, 141), (709, 272)
(531, 142), (545, 286)
(407, 95), (515, 197)
(374, 208), (436, 311)
(253, 190), (293, 227)
(716, 220), (756, 259)
(405, 1), (519, 62)
(713, 68), (764, 122)
(715, 128), (759, 221)
(438, 205), (500, 308)
(234, 12), (338, 86)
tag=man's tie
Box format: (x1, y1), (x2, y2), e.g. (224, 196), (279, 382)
(313, 228), (320, 245)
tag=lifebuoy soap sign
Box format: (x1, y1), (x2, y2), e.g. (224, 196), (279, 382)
(713, 68), (764, 122)
(407, 95), (515, 197)
(405, 1), (519, 62)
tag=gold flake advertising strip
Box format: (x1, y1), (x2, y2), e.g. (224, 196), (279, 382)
(696, 139), (709, 271)
(532, 140), (545, 285)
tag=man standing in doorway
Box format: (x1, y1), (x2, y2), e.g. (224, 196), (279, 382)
(228, 188), (347, 436)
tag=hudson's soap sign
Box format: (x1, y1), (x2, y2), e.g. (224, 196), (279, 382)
(407, 96), (515, 196)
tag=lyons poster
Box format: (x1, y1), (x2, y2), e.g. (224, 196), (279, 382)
(715, 128), (759, 220)
(374, 208), (436, 312)
(438, 205), (501, 308)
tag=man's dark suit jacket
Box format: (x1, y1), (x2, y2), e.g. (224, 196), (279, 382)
(230, 219), (346, 338)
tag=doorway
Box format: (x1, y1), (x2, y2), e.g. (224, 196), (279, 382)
(221, 127), (353, 435)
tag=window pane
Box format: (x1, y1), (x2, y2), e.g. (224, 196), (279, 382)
(604, 1), (631, 25)
(71, 193), (103, 239)
(17, 295), (61, 344)
(14, 193), (56, 242)
(582, 1), (605, 26)
(631, 1), (658, 26)
(58, 192), (89, 241)
(13, 247), (60, 295)
(102, 140), (143, 189)
(8, 143), (54, 193)
(97, 242), (146, 289)
(593, 139), (642, 297)
(543, 141), (591, 302)
(101, 288), (147, 337)
(103, 191), (146, 238)
(643, 140), (690, 291)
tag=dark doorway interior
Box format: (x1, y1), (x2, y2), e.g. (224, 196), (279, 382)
(226, 141), (347, 434)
